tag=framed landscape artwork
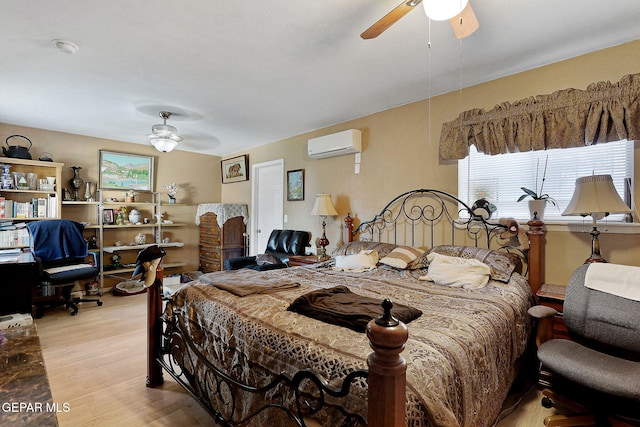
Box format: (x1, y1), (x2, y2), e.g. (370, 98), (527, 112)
(99, 150), (154, 191)
(221, 154), (249, 184)
(287, 169), (304, 201)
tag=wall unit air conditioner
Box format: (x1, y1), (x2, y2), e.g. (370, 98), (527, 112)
(307, 129), (362, 159)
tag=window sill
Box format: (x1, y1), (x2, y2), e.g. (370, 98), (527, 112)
(520, 220), (640, 234)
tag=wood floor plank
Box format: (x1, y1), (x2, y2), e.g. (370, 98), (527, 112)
(35, 292), (554, 426)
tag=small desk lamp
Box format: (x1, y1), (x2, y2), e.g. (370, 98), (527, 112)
(310, 193), (338, 261)
(562, 174), (630, 263)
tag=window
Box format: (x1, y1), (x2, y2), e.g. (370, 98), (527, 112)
(458, 140), (633, 221)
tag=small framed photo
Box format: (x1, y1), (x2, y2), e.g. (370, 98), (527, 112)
(221, 154), (249, 184)
(99, 150), (155, 191)
(103, 209), (115, 225)
(287, 169), (304, 201)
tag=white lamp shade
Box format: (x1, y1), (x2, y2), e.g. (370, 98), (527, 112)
(310, 193), (338, 216)
(423, 0), (468, 21)
(150, 137), (178, 153)
(562, 174), (630, 217)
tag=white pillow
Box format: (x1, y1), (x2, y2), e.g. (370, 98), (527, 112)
(419, 252), (491, 289)
(334, 250), (379, 271)
(379, 246), (424, 269)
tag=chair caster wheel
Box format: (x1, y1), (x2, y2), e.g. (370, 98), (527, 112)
(97, 301), (103, 306)
(541, 396), (553, 408)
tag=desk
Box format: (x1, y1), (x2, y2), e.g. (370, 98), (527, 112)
(0, 251), (36, 316)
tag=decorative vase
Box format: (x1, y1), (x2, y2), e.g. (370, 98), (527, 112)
(1, 164), (12, 189)
(128, 209), (141, 224)
(70, 166), (84, 201)
(84, 181), (94, 201)
(168, 195), (176, 204)
(134, 233), (146, 245)
(528, 199), (546, 220)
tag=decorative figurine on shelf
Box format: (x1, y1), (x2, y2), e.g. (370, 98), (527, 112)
(135, 233), (146, 245)
(69, 166), (84, 201)
(111, 254), (122, 268)
(125, 190), (137, 203)
(163, 182), (178, 204)
(87, 236), (98, 249)
(115, 206), (127, 225)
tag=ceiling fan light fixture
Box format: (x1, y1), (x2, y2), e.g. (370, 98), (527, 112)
(422, 0), (468, 21)
(148, 111), (182, 152)
(150, 123), (179, 137)
(150, 137), (178, 153)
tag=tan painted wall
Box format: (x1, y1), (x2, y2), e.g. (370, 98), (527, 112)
(2, 40), (639, 288)
(224, 40), (640, 286)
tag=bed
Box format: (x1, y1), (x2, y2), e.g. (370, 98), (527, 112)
(146, 189), (547, 427)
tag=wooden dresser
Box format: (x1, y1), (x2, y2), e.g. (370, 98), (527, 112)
(199, 212), (246, 273)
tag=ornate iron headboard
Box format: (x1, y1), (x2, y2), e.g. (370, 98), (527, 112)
(348, 189), (528, 265)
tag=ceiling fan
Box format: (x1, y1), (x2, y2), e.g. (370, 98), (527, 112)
(147, 111), (183, 153)
(361, 0), (479, 40)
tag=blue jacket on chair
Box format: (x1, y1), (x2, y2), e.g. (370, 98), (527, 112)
(27, 219), (88, 262)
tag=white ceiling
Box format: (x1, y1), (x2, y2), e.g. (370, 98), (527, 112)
(1, 1), (638, 156)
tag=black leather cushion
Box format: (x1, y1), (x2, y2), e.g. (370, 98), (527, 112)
(265, 230), (310, 256)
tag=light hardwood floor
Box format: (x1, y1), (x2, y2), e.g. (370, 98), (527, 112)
(35, 292), (557, 427)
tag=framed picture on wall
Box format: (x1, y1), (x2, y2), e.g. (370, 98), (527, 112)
(287, 169), (304, 201)
(99, 150), (154, 191)
(221, 154), (249, 184)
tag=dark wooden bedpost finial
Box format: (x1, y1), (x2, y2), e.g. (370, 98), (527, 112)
(527, 218), (546, 297)
(366, 300), (408, 427)
(345, 213), (354, 243)
(146, 263), (164, 387)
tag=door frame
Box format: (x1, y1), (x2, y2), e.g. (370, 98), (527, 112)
(250, 159), (284, 255)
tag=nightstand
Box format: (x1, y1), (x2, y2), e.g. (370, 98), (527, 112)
(536, 283), (569, 340)
(288, 255), (320, 266)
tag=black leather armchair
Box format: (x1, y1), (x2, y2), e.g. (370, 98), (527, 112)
(224, 229), (311, 271)
(528, 264), (640, 426)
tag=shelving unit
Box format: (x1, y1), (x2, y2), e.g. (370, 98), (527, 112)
(62, 189), (188, 292)
(0, 158), (63, 231)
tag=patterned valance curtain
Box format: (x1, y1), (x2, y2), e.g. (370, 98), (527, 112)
(439, 73), (640, 160)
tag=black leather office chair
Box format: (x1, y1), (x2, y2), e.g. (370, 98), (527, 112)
(27, 219), (102, 316)
(529, 264), (640, 427)
(224, 229), (311, 271)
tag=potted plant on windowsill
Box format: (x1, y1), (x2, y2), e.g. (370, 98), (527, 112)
(517, 156), (556, 220)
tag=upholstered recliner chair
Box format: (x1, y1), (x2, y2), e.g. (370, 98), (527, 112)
(528, 263), (640, 427)
(224, 229), (311, 271)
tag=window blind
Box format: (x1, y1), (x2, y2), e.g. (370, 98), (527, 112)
(458, 140), (633, 221)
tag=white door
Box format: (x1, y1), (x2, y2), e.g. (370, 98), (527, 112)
(251, 159), (284, 255)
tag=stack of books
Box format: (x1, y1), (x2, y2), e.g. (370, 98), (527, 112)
(0, 194), (58, 219)
(0, 221), (29, 248)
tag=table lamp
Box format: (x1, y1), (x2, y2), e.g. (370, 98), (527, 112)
(310, 193), (338, 261)
(562, 174), (631, 263)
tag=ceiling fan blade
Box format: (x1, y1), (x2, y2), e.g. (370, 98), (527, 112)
(449, 2), (479, 39)
(361, 0), (422, 40)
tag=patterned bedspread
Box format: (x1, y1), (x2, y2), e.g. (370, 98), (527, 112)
(167, 263), (533, 427)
